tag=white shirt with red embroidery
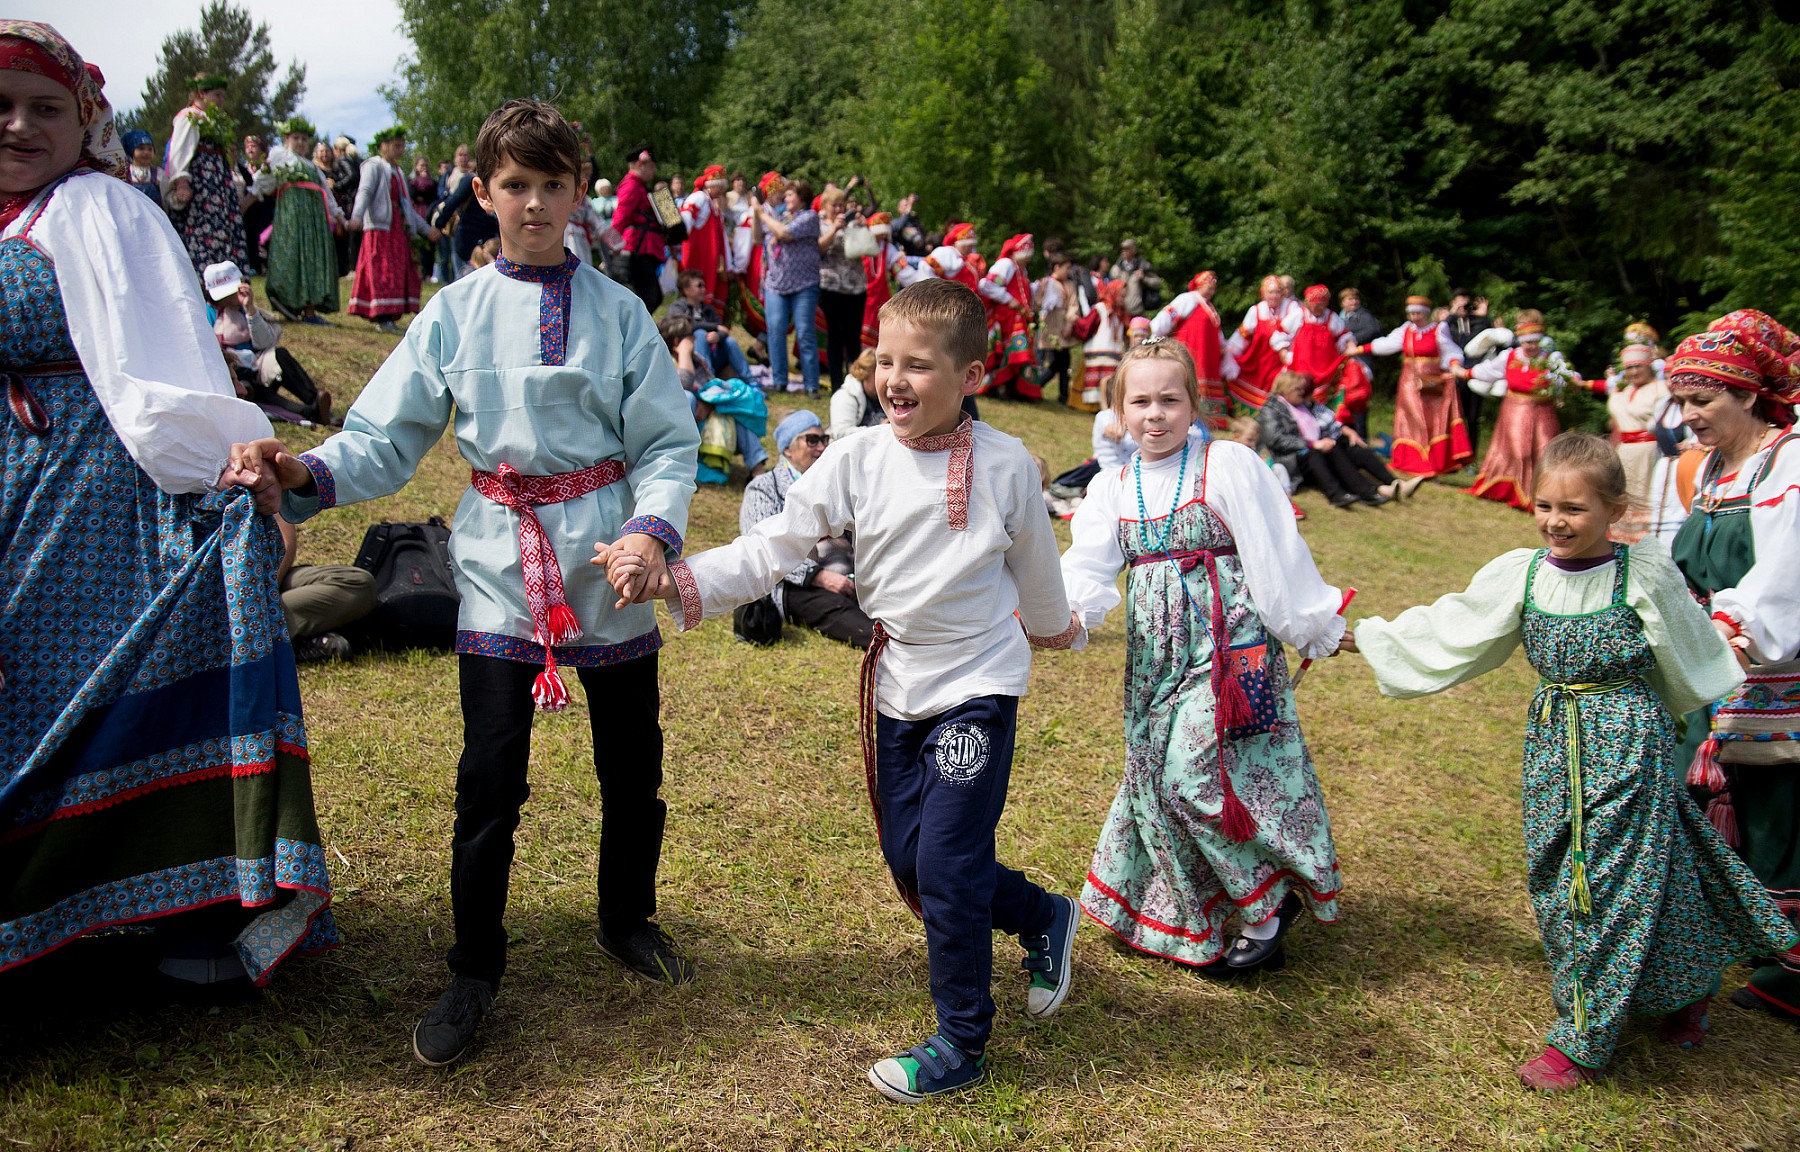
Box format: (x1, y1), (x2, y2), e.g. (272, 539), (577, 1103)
(668, 419), (1083, 719)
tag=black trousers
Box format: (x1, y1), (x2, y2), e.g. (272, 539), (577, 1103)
(1299, 436), (1396, 500)
(1037, 348), (1072, 403)
(784, 582), (875, 649)
(819, 289), (867, 388)
(1457, 378), (1485, 459)
(628, 253), (664, 314)
(446, 652), (665, 988)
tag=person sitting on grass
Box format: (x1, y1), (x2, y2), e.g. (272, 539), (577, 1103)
(828, 347), (886, 441)
(204, 260), (333, 425)
(667, 269), (751, 381)
(227, 98), (701, 1070)
(276, 519), (375, 663)
(1257, 369), (1421, 509)
(598, 278), (1085, 1103)
(659, 314), (769, 482)
(737, 410), (875, 648)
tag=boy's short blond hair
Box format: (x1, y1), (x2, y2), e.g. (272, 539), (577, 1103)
(879, 279), (988, 367)
(475, 99), (581, 184)
(1227, 416), (1260, 445)
(1110, 338), (1200, 422)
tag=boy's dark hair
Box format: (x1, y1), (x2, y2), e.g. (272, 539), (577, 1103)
(677, 269), (706, 292)
(474, 99), (582, 184)
(1048, 251), (1072, 268)
(879, 279), (988, 367)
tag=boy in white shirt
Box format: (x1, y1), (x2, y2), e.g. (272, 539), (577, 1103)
(601, 278), (1084, 1102)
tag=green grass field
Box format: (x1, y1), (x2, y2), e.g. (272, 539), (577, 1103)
(2, 291), (1797, 1151)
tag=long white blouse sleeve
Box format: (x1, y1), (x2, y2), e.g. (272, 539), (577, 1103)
(1150, 292), (1199, 338)
(18, 171), (272, 493)
(977, 257), (1017, 304)
(166, 107), (200, 183)
(1712, 441), (1800, 663)
(1354, 549), (1533, 698)
(1060, 463), (1129, 628)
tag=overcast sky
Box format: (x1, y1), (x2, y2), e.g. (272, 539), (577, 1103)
(21, 0), (413, 147)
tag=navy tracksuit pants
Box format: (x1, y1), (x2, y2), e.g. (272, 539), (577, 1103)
(873, 694), (1057, 1055)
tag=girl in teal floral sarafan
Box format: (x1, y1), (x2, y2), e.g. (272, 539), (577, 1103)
(1353, 433), (1797, 1091)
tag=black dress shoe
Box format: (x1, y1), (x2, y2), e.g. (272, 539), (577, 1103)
(1223, 892), (1304, 970)
(1329, 492), (1358, 509)
(1360, 493), (1391, 506)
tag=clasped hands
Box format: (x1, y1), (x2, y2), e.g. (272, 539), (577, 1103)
(592, 537), (673, 609)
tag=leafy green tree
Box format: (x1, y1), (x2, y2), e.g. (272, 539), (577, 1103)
(120, 1), (304, 145)
(388, 0), (735, 175)
(1704, 15), (1800, 326)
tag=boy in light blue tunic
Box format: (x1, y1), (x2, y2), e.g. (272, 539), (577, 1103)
(229, 100), (700, 1067)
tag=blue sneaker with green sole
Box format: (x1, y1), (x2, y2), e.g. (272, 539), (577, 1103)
(867, 1034), (987, 1102)
(1022, 893), (1080, 1018)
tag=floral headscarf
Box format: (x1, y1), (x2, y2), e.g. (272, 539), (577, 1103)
(0, 21), (126, 181)
(1667, 308), (1800, 428)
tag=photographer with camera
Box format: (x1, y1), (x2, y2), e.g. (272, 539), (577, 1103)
(1447, 288), (1493, 457)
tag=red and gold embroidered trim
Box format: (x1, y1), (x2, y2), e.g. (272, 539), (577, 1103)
(895, 414), (973, 530)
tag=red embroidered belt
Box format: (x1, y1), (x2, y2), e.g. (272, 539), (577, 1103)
(1615, 430), (1656, 445)
(470, 459), (625, 710)
(1129, 545), (1237, 571)
(858, 620), (925, 920)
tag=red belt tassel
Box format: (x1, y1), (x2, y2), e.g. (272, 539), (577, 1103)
(1201, 552), (1259, 843)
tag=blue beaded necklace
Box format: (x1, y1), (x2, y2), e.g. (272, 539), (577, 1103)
(1133, 440), (1190, 554)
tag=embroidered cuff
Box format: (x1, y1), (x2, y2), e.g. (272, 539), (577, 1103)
(1027, 611), (1085, 651)
(1711, 611), (1743, 637)
(298, 452), (336, 511)
(621, 515), (683, 557)
(668, 560), (703, 630)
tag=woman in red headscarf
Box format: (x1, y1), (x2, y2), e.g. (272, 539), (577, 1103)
(1666, 309), (1800, 1027)
(680, 164), (727, 306)
(1226, 275), (1299, 411)
(1357, 295), (1473, 476)
(0, 22), (336, 986)
(1149, 270), (1235, 431)
(860, 212), (903, 348)
(977, 233), (1040, 400)
(942, 222), (983, 289)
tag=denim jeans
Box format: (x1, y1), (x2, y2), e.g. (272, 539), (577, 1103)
(694, 333), (752, 383)
(765, 283), (821, 393)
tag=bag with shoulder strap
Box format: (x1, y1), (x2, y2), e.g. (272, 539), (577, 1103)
(345, 517), (461, 651)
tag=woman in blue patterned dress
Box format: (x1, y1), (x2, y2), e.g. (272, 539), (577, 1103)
(0, 23), (336, 986)
(1355, 434), (1795, 1090)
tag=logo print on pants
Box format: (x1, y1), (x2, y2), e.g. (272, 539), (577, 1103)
(935, 723), (991, 785)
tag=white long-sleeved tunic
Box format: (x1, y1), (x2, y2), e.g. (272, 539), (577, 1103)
(667, 421), (1079, 719)
(1690, 438), (1800, 664)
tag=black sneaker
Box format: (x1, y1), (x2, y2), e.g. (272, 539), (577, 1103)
(294, 633), (352, 663)
(599, 922), (695, 984)
(412, 976), (494, 1067)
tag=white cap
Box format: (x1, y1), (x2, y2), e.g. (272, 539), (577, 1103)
(203, 261), (243, 302)
(594, 178), (614, 195)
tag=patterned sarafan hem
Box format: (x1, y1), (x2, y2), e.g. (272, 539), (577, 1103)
(3, 711), (308, 840)
(454, 628), (662, 668)
(668, 561), (703, 630)
(619, 515), (684, 557)
(297, 451), (336, 510)
(0, 837), (338, 986)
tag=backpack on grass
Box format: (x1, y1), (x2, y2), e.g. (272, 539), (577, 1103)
(345, 517), (461, 651)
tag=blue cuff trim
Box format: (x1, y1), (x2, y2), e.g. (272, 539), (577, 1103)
(454, 628), (663, 668)
(620, 515), (683, 558)
(298, 452), (336, 511)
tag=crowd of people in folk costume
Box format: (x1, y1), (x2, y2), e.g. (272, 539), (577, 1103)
(7, 20), (1799, 1114)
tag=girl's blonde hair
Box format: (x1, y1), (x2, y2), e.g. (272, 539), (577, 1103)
(1226, 416), (1260, 446)
(1536, 432), (1628, 507)
(1110, 338), (1200, 422)
(1272, 368), (1311, 402)
(848, 347), (877, 383)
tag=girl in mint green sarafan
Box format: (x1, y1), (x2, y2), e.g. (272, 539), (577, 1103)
(1354, 434), (1796, 1092)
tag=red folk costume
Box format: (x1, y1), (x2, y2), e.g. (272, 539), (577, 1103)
(978, 233), (1040, 399)
(1227, 276), (1298, 411)
(1362, 298), (1472, 476)
(347, 159), (422, 321)
(1467, 321), (1600, 510)
(735, 170), (781, 339)
(1279, 285), (1372, 425)
(1151, 271), (1233, 431)
(860, 212), (901, 347)
(679, 164), (727, 306)
(943, 223), (983, 293)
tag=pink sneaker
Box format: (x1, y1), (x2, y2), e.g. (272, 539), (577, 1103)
(1517, 1046), (1596, 1092)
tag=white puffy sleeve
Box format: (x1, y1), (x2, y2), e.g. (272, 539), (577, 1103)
(1353, 549), (1533, 697)
(1712, 441), (1800, 663)
(895, 257), (931, 288)
(1226, 305), (1258, 355)
(1271, 307), (1303, 354)
(1470, 352), (1510, 384)
(1435, 322), (1465, 367)
(1204, 441), (1345, 658)
(1364, 324), (1408, 356)
(1626, 538), (1745, 715)
(978, 257), (1016, 304)
(1149, 292), (1198, 338)
(1060, 464), (1128, 628)
(166, 108), (199, 183)
(33, 173), (271, 494)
